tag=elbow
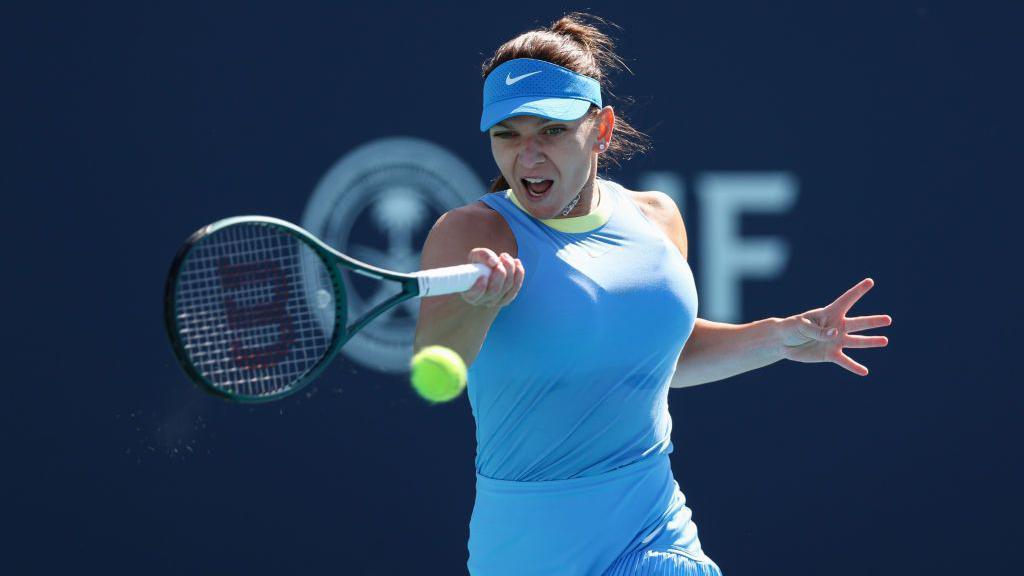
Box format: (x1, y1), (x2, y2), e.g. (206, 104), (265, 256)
(412, 320), (427, 355)
(411, 322), (481, 368)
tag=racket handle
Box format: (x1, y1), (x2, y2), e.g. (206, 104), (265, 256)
(415, 262), (491, 297)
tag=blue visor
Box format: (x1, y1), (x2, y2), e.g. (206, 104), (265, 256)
(480, 58), (602, 132)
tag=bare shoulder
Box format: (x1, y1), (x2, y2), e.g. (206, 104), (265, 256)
(626, 189), (679, 221)
(420, 200), (517, 268)
(623, 188), (688, 259)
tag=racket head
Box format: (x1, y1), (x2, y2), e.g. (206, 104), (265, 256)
(164, 216), (347, 402)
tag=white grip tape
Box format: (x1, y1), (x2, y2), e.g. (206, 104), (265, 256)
(415, 262), (491, 297)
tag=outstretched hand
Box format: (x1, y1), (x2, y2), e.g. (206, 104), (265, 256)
(779, 278), (891, 376)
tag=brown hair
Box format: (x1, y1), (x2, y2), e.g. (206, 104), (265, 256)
(481, 13), (650, 192)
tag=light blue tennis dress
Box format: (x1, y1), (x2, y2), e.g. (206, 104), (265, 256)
(466, 180), (723, 575)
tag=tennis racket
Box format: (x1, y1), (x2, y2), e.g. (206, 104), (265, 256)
(164, 215), (488, 403)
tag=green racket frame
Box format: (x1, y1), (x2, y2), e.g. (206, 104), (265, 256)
(164, 215), (422, 403)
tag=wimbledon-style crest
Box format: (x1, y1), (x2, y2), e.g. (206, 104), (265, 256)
(301, 137), (485, 373)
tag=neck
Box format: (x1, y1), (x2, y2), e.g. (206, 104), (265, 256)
(555, 173), (600, 219)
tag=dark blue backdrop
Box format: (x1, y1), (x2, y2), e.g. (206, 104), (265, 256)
(8, 1), (1021, 574)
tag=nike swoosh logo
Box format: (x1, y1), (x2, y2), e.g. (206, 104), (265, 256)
(506, 71), (541, 85)
(582, 244), (614, 258)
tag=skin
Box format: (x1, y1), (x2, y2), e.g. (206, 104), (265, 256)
(414, 106), (892, 381)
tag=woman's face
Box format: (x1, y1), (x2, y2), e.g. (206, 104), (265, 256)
(488, 107), (613, 219)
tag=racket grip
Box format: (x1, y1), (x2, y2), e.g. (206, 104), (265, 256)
(415, 262), (491, 297)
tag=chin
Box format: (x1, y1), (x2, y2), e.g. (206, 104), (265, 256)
(531, 199), (566, 220)
(515, 187), (569, 220)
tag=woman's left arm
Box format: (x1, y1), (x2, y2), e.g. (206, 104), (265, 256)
(632, 190), (892, 389)
(670, 278), (892, 388)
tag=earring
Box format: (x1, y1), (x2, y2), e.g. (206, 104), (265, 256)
(599, 142), (606, 150)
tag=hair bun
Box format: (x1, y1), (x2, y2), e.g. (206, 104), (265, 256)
(550, 13), (605, 54)
(551, 16), (596, 48)
(549, 13), (625, 79)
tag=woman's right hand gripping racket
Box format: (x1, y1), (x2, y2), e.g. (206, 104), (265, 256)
(164, 216), (489, 403)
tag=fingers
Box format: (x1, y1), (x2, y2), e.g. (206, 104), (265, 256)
(830, 278), (875, 315)
(482, 252), (509, 303)
(833, 350), (869, 376)
(845, 314), (892, 334)
(487, 253), (514, 304)
(842, 334), (889, 349)
(461, 248), (523, 308)
(496, 254), (525, 307)
(460, 249), (497, 303)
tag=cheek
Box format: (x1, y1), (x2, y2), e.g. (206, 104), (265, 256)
(491, 142), (511, 170)
(562, 138), (592, 172)
(554, 145), (591, 179)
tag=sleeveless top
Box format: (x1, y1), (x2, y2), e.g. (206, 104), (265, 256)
(468, 179), (699, 481)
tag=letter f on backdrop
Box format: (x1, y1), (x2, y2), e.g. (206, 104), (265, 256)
(697, 173), (799, 323)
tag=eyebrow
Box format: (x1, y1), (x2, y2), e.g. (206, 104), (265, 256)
(492, 118), (559, 130)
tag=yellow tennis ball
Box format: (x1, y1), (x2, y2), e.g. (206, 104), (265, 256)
(410, 346), (467, 403)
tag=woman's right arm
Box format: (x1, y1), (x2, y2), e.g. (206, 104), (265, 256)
(413, 204), (524, 366)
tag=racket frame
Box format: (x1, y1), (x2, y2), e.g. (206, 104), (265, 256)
(164, 215), (421, 403)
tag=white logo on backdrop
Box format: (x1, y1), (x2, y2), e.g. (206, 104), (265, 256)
(302, 137), (486, 373)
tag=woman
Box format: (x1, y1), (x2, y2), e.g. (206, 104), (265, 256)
(414, 14), (891, 576)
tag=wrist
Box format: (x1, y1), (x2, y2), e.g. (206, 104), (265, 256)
(764, 316), (790, 362)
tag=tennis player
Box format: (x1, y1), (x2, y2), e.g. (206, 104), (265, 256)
(414, 13), (891, 576)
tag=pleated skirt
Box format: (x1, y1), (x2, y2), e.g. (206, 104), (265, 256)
(604, 548), (722, 575)
(468, 453), (716, 575)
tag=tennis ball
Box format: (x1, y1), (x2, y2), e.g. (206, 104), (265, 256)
(410, 346), (467, 404)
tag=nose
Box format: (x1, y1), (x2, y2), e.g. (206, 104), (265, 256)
(517, 136), (546, 168)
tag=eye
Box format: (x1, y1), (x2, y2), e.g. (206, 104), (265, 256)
(543, 126), (566, 136)
(491, 131), (515, 139)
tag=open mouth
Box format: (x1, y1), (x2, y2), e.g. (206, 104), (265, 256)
(522, 178), (554, 198)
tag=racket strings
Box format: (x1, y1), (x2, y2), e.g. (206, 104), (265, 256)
(174, 223), (336, 398)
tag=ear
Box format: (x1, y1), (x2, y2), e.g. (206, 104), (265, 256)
(593, 106), (616, 153)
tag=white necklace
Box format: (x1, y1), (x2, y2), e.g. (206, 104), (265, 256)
(560, 193), (582, 216)
(560, 183), (599, 217)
